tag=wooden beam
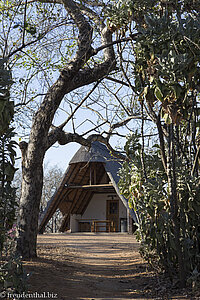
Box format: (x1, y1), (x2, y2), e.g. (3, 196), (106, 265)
(59, 214), (70, 232)
(38, 163), (80, 232)
(78, 191), (94, 215)
(80, 163), (109, 215)
(67, 162), (92, 215)
(67, 184), (113, 189)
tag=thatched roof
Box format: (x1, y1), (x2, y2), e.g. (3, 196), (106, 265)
(69, 142), (111, 164)
(38, 142), (136, 233)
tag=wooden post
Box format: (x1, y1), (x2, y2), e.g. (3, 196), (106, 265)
(89, 164), (92, 185)
(127, 208), (132, 234)
(94, 165), (96, 185)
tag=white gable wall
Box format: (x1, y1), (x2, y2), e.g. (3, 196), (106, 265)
(70, 193), (127, 232)
(82, 194), (107, 220)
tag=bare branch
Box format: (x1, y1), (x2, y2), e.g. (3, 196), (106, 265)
(110, 116), (142, 131)
(22, 0), (28, 46)
(48, 115), (143, 151)
(61, 0), (93, 75)
(191, 145), (200, 176)
(94, 35), (138, 55)
(58, 79), (102, 130)
(106, 76), (130, 88)
(102, 81), (131, 116)
(29, 0), (63, 4)
(47, 129), (126, 160)
(81, 121), (108, 137)
(7, 31), (46, 59)
(117, 41), (138, 95)
(156, 112), (167, 174)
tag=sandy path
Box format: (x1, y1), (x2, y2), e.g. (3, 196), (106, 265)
(24, 233), (193, 300)
(24, 233), (151, 300)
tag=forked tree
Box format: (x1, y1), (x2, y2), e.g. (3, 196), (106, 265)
(0, 0), (137, 259)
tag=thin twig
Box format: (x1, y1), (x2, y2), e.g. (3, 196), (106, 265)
(58, 80), (102, 130)
(22, 0), (28, 46)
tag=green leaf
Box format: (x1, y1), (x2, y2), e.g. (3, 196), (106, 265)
(163, 113), (171, 124)
(25, 23), (37, 36)
(4, 162), (16, 181)
(13, 24), (20, 29)
(154, 87), (163, 102)
(172, 84), (183, 99)
(0, 99), (7, 114)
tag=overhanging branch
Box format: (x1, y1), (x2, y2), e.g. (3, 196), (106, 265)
(47, 130), (126, 160)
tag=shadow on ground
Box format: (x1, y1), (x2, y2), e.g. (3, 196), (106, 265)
(23, 234), (196, 300)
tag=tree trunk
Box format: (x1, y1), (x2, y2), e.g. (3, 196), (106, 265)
(16, 142), (45, 258)
(16, 0), (116, 258)
(167, 124), (186, 287)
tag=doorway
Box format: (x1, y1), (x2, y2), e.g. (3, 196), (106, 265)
(106, 200), (119, 232)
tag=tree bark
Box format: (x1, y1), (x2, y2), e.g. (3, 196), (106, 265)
(156, 112), (167, 174)
(166, 124), (186, 287)
(16, 142), (44, 258)
(16, 0), (116, 258)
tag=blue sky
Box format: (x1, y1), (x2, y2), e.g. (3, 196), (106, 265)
(15, 102), (128, 172)
(44, 142), (80, 171)
(15, 133), (125, 173)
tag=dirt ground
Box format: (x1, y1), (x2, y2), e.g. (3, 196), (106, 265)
(24, 233), (199, 300)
